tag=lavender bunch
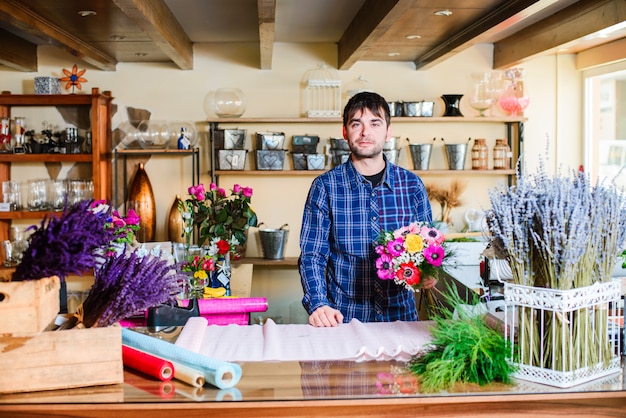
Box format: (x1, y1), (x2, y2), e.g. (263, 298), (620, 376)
(80, 247), (186, 328)
(12, 199), (115, 282)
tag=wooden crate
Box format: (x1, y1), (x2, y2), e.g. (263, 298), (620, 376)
(0, 276), (60, 336)
(0, 324), (123, 393)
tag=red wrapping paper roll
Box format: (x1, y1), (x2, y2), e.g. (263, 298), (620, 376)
(122, 345), (174, 381)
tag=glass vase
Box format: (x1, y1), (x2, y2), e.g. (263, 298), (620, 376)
(211, 252), (231, 296)
(493, 139), (512, 169)
(498, 68), (529, 117)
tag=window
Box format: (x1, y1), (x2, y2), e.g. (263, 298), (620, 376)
(584, 67), (626, 189)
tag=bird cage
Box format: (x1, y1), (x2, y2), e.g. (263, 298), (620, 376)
(345, 75), (370, 100)
(302, 63), (342, 118)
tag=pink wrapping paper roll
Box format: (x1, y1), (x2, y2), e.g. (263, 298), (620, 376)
(122, 345), (174, 381)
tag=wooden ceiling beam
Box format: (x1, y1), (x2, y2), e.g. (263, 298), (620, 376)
(258, 0), (276, 70)
(0, 28), (37, 72)
(112, 0), (193, 70)
(0, 0), (117, 71)
(413, 0), (541, 70)
(337, 0), (413, 70)
(494, 0), (626, 69)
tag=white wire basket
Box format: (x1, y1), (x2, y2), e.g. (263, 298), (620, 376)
(504, 281), (622, 388)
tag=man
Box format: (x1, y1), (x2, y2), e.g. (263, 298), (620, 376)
(299, 91), (434, 328)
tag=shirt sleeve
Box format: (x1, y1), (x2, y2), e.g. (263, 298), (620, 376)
(299, 177), (332, 314)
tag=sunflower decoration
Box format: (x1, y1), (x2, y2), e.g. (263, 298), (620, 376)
(60, 64), (87, 93)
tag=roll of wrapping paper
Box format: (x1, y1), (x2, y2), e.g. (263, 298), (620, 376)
(171, 360), (205, 388)
(122, 328), (242, 389)
(122, 345), (174, 381)
(175, 316), (208, 353)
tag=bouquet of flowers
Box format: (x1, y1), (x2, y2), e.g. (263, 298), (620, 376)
(181, 237), (232, 298)
(374, 222), (451, 291)
(90, 200), (140, 256)
(179, 182), (257, 257)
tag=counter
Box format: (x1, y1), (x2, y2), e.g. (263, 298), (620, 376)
(0, 360), (624, 417)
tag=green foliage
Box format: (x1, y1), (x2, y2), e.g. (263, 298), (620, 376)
(408, 286), (516, 392)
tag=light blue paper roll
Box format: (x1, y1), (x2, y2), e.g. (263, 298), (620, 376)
(122, 328), (242, 389)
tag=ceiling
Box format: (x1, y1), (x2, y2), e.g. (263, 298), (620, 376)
(0, 0), (624, 72)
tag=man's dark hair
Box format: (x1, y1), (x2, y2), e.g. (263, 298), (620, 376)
(343, 91), (391, 128)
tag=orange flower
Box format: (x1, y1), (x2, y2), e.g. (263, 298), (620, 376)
(60, 64), (87, 91)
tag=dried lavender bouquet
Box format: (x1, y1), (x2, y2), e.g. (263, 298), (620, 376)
(77, 246), (186, 328)
(12, 199), (115, 282)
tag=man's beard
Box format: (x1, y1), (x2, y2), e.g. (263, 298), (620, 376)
(349, 142), (384, 159)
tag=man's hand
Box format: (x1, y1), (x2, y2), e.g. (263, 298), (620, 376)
(308, 305), (344, 327)
(422, 276), (438, 289)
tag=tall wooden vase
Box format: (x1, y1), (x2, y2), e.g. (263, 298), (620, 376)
(168, 194), (185, 243)
(128, 163), (156, 242)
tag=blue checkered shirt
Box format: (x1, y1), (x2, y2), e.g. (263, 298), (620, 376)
(299, 159), (432, 322)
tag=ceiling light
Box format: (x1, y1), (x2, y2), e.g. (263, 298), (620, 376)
(134, 52), (148, 57)
(388, 52), (400, 57)
(78, 10), (96, 17)
(405, 35), (421, 40)
(110, 35), (126, 41)
(434, 9), (453, 16)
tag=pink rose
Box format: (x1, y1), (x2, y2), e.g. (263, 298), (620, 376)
(188, 184), (205, 201)
(125, 208), (140, 226)
(242, 187), (253, 198)
(233, 184), (241, 194)
(217, 188), (226, 197)
(209, 183), (217, 191)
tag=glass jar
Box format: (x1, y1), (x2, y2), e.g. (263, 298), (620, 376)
(493, 139), (512, 169)
(498, 68), (529, 117)
(213, 88), (246, 118)
(12, 117), (26, 154)
(0, 118), (10, 152)
(471, 138), (488, 170)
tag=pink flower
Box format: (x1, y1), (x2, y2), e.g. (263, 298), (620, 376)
(374, 244), (386, 255)
(386, 238), (405, 257)
(209, 183), (217, 191)
(125, 209), (140, 226)
(232, 184), (242, 194)
(420, 226), (445, 245)
(376, 253), (395, 280)
(188, 184), (205, 201)
(424, 245), (444, 267)
(217, 188), (226, 197)
(242, 187), (253, 198)
(111, 216), (126, 228)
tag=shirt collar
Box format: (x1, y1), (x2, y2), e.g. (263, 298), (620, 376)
(345, 154), (396, 190)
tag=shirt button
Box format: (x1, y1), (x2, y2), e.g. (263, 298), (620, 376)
(372, 216), (376, 221)
(371, 192), (376, 197)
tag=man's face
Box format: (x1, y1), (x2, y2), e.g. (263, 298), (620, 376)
(342, 108), (392, 159)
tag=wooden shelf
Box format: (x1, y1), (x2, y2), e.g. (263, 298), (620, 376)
(216, 169), (516, 176)
(114, 148), (199, 156)
(205, 116), (527, 124)
(235, 257), (298, 266)
(0, 153), (92, 163)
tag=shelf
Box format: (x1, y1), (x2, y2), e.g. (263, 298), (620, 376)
(215, 169), (516, 176)
(0, 210), (62, 220)
(0, 92), (97, 106)
(205, 116), (527, 124)
(234, 257), (298, 266)
(0, 153), (92, 163)
(114, 148), (199, 156)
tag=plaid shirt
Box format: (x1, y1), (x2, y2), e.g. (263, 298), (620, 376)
(299, 159), (432, 322)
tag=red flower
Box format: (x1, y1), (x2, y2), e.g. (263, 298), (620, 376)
(216, 239), (231, 255)
(395, 261), (421, 286)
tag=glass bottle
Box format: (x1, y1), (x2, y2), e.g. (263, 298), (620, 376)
(12, 117), (26, 154)
(493, 139), (512, 169)
(471, 138), (488, 170)
(0, 118), (10, 152)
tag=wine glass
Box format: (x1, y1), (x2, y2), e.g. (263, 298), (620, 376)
(467, 73), (495, 117)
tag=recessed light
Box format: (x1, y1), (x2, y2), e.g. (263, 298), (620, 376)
(405, 35), (421, 40)
(78, 10), (96, 17)
(134, 52), (148, 57)
(434, 9), (453, 16)
(388, 52), (400, 57)
(110, 35), (126, 41)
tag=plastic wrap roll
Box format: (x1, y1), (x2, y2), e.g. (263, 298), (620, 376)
(122, 345), (174, 381)
(175, 316), (208, 353)
(122, 328), (242, 389)
(171, 360), (205, 388)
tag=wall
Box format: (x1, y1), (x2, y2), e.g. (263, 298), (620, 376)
(0, 42), (583, 322)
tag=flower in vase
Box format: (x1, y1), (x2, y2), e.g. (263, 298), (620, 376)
(179, 182), (258, 255)
(90, 200), (141, 256)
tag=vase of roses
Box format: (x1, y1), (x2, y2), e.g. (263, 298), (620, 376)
(179, 182), (257, 260)
(181, 237), (233, 298)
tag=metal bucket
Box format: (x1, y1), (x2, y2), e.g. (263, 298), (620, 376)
(259, 223), (289, 260)
(409, 144), (432, 170)
(444, 143), (468, 170)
